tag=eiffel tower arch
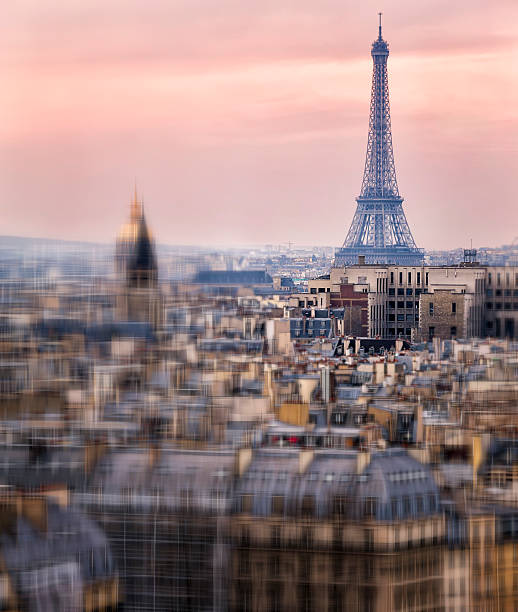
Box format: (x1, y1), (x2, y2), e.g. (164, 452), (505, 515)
(335, 16), (424, 266)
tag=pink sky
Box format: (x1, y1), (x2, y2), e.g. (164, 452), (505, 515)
(1, 0), (518, 250)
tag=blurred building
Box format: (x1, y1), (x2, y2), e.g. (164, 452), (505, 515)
(0, 488), (119, 611)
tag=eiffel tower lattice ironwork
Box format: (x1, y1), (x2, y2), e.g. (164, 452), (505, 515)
(335, 15), (423, 266)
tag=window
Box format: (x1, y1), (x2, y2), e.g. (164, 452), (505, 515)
(364, 497), (377, 518)
(397, 314), (404, 321)
(388, 314), (395, 322)
(390, 271), (394, 284)
(397, 301), (404, 308)
(406, 301), (413, 309)
(406, 288), (413, 296)
(417, 272), (421, 285)
(388, 301), (395, 308)
(391, 498), (399, 518)
(451, 326), (457, 337)
(488, 272), (492, 285)
(428, 494), (436, 513)
(239, 552), (251, 576)
(405, 328), (411, 336)
(301, 495), (314, 516)
(425, 272), (429, 286)
(333, 496), (347, 516)
(397, 288), (404, 296)
(429, 302), (434, 316)
(451, 302), (456, 313)
(241, 494), (253, 513)
(497, 272), (501, 286)
(408, 272), (412, 284)
(241, 526), (250, 546)
(272, 495), (285, 515)
(364, 529), (374, 551)
(271, 525), (281, 547)
(399, 272), (403, 284)
(388, 288), (395, 296)
(428, 326), (435, 340)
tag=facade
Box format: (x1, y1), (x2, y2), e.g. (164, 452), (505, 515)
(329, 283), (369, 336)
(308, 263), (487, 341)
(0, 489), (119, 611)
(483, 266), (518, 339)
(335, 18), (423, 267)
(230, 448), (444, 612)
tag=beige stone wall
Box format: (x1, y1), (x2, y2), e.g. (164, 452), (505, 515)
(418, 290), (466, 341)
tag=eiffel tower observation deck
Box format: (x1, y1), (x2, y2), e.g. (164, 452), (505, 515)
(335, 16), (424, 267)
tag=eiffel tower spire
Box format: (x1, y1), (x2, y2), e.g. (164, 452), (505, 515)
(335, 16), (423, 266)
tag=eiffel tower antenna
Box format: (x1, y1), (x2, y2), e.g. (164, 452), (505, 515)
(335, 16), (424, 266)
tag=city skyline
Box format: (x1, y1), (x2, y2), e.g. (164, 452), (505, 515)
(2, 1), (518, 249)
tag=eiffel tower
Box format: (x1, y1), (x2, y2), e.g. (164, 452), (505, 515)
(335, 15), (424, 266)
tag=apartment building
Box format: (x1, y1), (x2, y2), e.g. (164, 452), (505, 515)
(309, 264), (486, 341)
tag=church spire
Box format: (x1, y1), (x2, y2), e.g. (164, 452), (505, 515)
(130, 182), (143, 222)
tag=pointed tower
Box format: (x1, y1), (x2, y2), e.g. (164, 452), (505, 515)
(115, 186), (157, 286)
(115, 187), (161, 325)
(335, 16), (423, 266)
(126, 211), (158, 289)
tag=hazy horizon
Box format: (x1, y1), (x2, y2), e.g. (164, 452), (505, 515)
(2, 1), (518, 250)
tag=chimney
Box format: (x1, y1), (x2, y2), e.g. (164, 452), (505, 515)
(84, 441), (106, 473)
(415, 404), (424, 445)
(235, 447), (253, 476)
(21, 494), (48, 533)
(356, 451), (371, 474)
(472, 435), (489, 489)
(299, 449), (314, 474)
(147, 443), (161, 469)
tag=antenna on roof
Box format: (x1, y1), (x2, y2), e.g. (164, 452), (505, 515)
(378, 12), (383, 39)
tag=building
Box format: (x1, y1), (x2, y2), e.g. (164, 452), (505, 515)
(115, 188), (162, 326)
(230, 447), (444, 612)
(308, 263), (486, 341)
(483, 266), (518, 339)
(0, 488), (119, 611)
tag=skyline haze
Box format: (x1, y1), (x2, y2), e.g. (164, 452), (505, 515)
(2, 0), (518, 250)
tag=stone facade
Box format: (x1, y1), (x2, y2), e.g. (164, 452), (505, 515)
(418, 289), (466, 342)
